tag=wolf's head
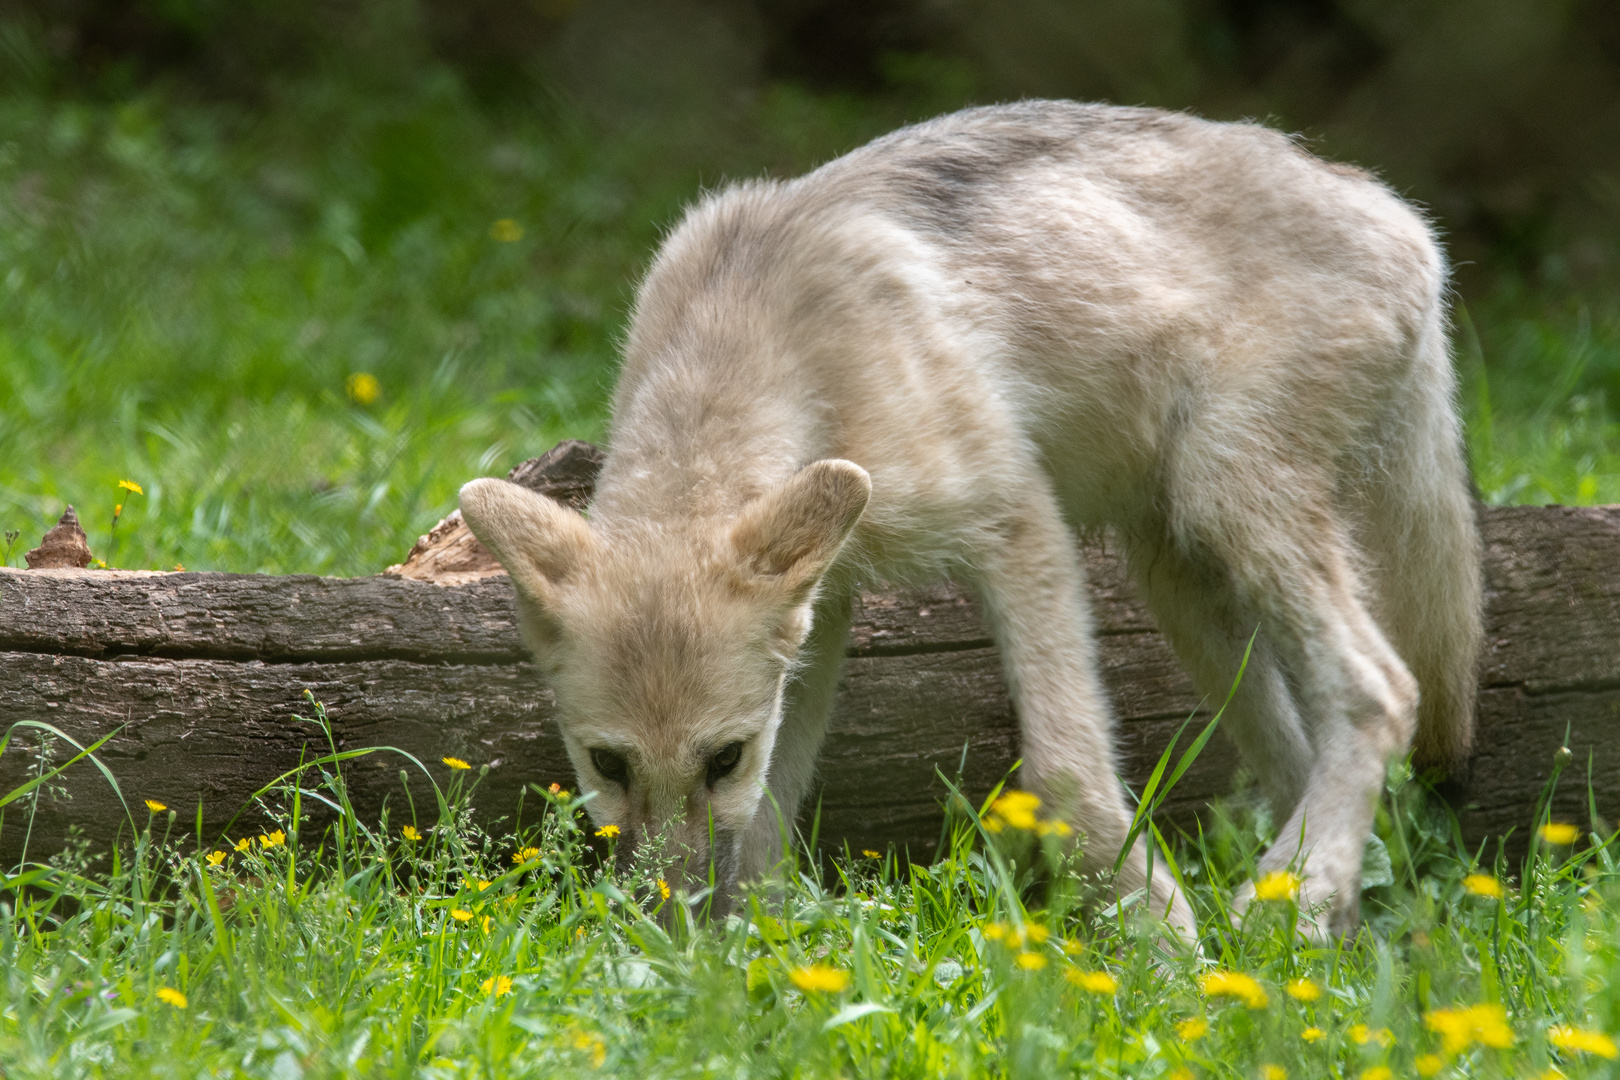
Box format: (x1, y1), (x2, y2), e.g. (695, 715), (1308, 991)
(459, 459), (870, 907)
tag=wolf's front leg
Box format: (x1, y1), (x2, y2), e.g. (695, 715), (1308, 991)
(973, 492), (1197, 940)
(737, 590), (855, 884)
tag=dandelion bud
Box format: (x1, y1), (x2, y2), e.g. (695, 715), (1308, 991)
(480, 763), (490, 777)
(1555, 745), (1574, 766)
(400, 769), (410, 787)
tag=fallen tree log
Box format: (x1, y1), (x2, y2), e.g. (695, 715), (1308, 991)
(1, 460), (1617, 866)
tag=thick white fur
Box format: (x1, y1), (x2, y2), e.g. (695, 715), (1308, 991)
(460, 101), (1482, 937)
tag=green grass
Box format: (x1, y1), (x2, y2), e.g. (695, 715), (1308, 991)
(4, 703), (1620, 1078)
(0, 71), (953, 575)
(1461, 299), (1620, 507)
(1, 72), (1616, 576)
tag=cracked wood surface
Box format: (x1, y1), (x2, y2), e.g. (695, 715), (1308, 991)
(0, 504), (1615, 863)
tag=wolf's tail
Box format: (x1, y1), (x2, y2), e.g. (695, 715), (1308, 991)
(1357, 305), (1484, 775)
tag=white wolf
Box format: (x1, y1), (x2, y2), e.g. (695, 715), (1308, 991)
(461, 101), (1482, 937)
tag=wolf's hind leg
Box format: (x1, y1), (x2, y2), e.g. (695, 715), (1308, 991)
(1168, 459), (1417, 937)
(1123, 525), (1312, 821)
(972, 487), (1197, 939)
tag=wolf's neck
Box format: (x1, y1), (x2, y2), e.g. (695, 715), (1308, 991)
(588, 343), (827, 529)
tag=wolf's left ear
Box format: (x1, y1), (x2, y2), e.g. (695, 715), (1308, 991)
(459, 478), (595, 608)
(729, 460), (871, 599)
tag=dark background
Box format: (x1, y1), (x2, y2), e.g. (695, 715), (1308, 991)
(8, 0), (1620, 296)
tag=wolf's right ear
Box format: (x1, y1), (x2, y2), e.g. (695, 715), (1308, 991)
(728, 459), (871, 602)
(459, 479), (595, 610)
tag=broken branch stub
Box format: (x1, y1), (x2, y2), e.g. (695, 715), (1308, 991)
(385, 439), (604, 585)
(24, 506), (93, 569)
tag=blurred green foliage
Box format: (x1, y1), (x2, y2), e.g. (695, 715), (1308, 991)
(0, 0), (1615, 574)
(11, 0), (1620, 286)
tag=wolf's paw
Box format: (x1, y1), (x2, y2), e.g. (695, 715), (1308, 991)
(1230, 871), (1353, 943)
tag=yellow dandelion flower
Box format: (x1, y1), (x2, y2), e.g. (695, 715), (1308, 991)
(596, 824), (620, 838)
(346, 372), (380, 405)
(442, 756), (471, 770)
(489, 219), (524, 243)
(1015, 951), (1047, 970)
(482, 916), (493, 934)
(144, 799), (167, 813)
(1415, 1054), (1443, 1077)
(1540, 822), (1581, 846)
(234, 837), (251, 852)
(987, 790), (1042, 831)
(788, 964), (850, 993)
(863, 849), (882, 858)
(982, 922), (1008, 942)
(173, 563), (185, 571)
(1463, 874), (1503, 898)
(1169, 1070), (1195, 1080)
(156, 987), (187, 1009)
(513, 846), (539, 863)
(1361, 1068), (1393, 1080)
(1023, 924), (1050, 943)
(476, 880), (492, 891)
(402, 825), (422, 841)
(1177, 1017), (1209, 1041)
(119, 479), (144, 494)
(481, 974), (514, 996)
(1199, 970), (1269, 1009)
(113, 503), (122, 517)
(451, 909), (474, 922)
(1285, 978), (1321, 1001)
(547, 782), (564, 795)
(1473, 1006), (1514, 1049)
(1350, 1024), (1395, 1047)
(1548, 1025), (1618, 1059)
(1426, 1004), (1511, 1053)
(1301, 1027), (1324, 1043)
(1254, 871), (1302, 902)
(658, 878), (671, 900)
(1067, 969), (1116, 994)
(1425, 1010), (1471, 1054)
(570, 1029), (606, 1068)
(1260, 1065), (1286, 1080)
(1035, 819), (1073, 837)
(259, 829), (285, 848)
(205, 850), (226, 867)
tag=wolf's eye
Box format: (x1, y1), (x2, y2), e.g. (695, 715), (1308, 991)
(590, 747), (629, 786)
(706, 741), (744, 788)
